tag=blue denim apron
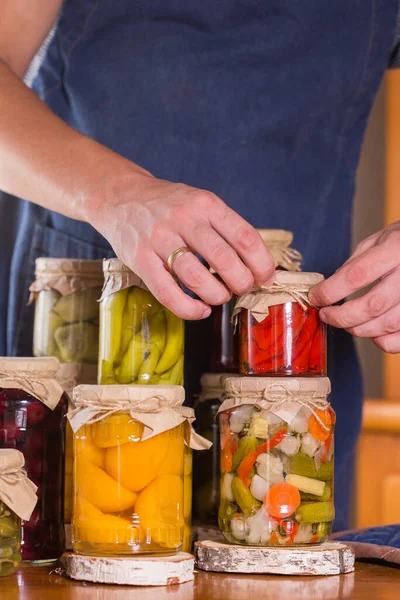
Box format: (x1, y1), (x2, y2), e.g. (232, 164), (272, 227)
(3, 0), (398, 530)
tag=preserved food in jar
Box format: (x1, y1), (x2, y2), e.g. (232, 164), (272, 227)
(30, 258), (103, 364)
(70, 385), (210, 556)
(0, 449), (38, 576)
(182, 445), (193, 553)
(0, 358), (67, 562)
(193, 373), (229, 525)
(236, 272), (326, 376)
(218, 377), (334, 546)
(210, 230), (302, 374)
(99, 259), (184, 386)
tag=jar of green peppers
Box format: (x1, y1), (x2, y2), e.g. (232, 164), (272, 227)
(99, 259), (184, 385)
(0, 449), (38, 576)
(218, 377), (334, 546)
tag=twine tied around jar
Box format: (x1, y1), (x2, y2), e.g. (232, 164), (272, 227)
(232, 271), (324, 326)
(68, 385), (212, 450)
(0, 450), (38, 521)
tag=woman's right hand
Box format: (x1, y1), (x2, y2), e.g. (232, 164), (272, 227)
(85, 170), (275, 320)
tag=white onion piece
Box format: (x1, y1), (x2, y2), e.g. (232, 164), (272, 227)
(301, 432), (321, 458)
(245, 508), (278, 544)
(250, 474), (270, 502)
(276, 435), (301, 456)
(231, 518), (249, 541)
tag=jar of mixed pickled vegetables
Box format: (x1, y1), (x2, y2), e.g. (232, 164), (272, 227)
(218, 377), (334, 546)
(30, 258), (103, 364)
(193, 373), (230, 525)
(99, 259), (184, 386)
(69, 384), (210, 556)
(0, 449), (38, 576)
(55, 363), (98, 544)
(209, 230), (302, 374)
(235, 272), (326, 376)
(0, 358), (67, 561)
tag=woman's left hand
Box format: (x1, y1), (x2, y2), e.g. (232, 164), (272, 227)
(309, 222), (400, 353)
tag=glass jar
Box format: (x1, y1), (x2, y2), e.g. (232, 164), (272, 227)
(182, 445), (193, 553)
(218, 377), (334, 546)
(0, 449), (38, 576)
(238, 272), (326, 376)
(0, 358), (67, 562)
(99, 259), (184, 386)
(193, 373), (227, 525)
(30, 258), (103, 364)
(209, 230), (302, 374)
(71, 384), (189, 556)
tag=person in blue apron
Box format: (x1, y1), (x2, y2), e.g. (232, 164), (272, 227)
(1, 1), (400, 531)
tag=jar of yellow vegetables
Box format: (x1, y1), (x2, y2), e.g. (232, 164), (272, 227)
(69, 384), (210, 556)
(99, 259), (184, 386)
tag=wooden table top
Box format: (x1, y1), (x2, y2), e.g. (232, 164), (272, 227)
(2, 561), (400, 599)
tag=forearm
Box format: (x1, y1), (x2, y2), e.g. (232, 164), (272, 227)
(0, 59), (150, 220)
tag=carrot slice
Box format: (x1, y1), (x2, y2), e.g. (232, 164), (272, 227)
(309, 409), (332, 441)
(264, 483), (301, 519)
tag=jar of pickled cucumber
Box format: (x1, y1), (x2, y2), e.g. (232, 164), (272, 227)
(234, 272), (327, 376)
(99, 259), (184, 386)
(210, 230), (302, 374)
(30, 258), (103, 364)
(0, 449), (38, 576)
(218, 377), (334, 546)
(55, 363), (98, 546)
(0, 358), (67, 562)
(193, 373), (230, 525)
(69, 384), (210, 556)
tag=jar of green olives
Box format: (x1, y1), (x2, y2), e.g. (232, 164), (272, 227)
(98, 259), (184, 386)
(30, 258), (103, 364)
(0, 449), (38, 576)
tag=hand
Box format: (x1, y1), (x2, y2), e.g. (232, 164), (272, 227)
(87, 170), (275, 320)
(309, 222), (400, 353)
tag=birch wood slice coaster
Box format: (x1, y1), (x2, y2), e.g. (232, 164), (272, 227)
(194, 540), (355, 576)
(61, 552), (195, 586)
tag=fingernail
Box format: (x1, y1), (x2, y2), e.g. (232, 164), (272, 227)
(319, 309), (328, 323)
(202, 307), (212, 319)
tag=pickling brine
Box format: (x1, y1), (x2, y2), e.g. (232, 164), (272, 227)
(218, 377), (334, 546)
(0, 500), (21, 576)
(99, 259), (184, 386)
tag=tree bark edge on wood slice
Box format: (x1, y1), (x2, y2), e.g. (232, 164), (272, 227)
(61, 551), (195, 586)
(194, 540), (355, 577)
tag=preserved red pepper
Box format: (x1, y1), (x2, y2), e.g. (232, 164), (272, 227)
(210, 230), (302, 374)
(236, 272), (326, 377)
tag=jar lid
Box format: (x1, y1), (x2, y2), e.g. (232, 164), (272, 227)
(198, 373), (233, 403)
(101, 259), (148, 300)
(232, 271), (324, 324)
(256, 229), (293, 247)
(0, 357), (64, 410)
(29, 258), (104, 298)
(69, 385), (211, 450)
(0, 449), (38, 521)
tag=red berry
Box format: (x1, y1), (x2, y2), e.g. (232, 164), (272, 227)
(27, 402), (48, 425)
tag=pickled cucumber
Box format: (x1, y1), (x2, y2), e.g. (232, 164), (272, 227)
(231, 477), (261, 517)
(54, 321), (99, 363)
(289, 453), (333, 481)
(53, 287), (101, 322)
(155, 311), (184, 374)
(316, 521), (332, 540)
(301, 482), (332, 503)
(101, 288), (129, 365)
(232, 436), (258, 471)
(0, 501), (21, 577)
(137, 347), (161, 383)
(295, 502), (335, 524)
(118, 287), (156, 360)
(218, 501), (237, 533)
(115, 335), (149, 383)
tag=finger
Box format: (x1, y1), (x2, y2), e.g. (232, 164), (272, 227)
(206, 199), (275, 287)
(318, 268), (400, 329)
(182, 221), (258, 296)
(373, 331), (400, 353)
(347, 302), (400, 339)
(340, 232), (380, 268)
(133, 253), (211, 320)
(309, 244), (399, 307)
(162, 243), (232, 306)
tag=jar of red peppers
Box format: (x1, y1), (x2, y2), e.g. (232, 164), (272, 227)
(209, 230), (302, 374)
(218, 377), (334, 546)
(0, 358), (67, 562)
(235, 272), (326, 376)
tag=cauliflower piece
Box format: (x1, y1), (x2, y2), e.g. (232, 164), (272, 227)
(231, 517), (249, 541)
(301, 432), (321, 458)
(245, 507), (278, 544)
(250, 474), (270, 502)
(276, 434), (301, 456)
(255, 453), (284, 485)
(221, 473), (235, 502)
(293, 524), (313, 544)
(289, 407), (312, 434)
(229, 405), (255, 433)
